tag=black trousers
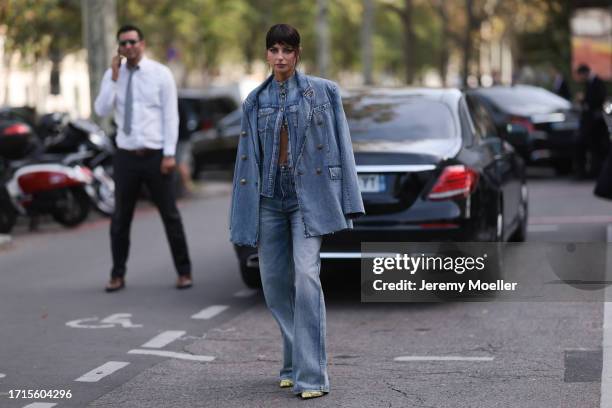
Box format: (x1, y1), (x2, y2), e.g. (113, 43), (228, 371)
(575, 119), (610, 177)
(110, 149), (191, 278)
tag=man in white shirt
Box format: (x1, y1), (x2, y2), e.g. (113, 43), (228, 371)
(95, 24), (192, 292)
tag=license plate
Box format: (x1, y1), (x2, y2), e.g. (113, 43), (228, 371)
(551, 121), (578, 131)
(358, 174), (386, 193)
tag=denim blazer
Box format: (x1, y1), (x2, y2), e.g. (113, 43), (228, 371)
(229, 71), (365, 247)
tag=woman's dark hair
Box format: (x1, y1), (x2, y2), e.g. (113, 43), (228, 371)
(266, 24), (300, 49)
(117, 24), (144, 41)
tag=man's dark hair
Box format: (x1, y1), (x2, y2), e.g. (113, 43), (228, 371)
(266, 24), (300, 49)
(117, 24), (144, 41)
(576, 64), (591, 75)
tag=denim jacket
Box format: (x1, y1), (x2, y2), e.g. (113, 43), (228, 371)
(229, 71), (365, 247)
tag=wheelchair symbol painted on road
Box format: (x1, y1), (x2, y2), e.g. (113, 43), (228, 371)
(66, 313), (142, 329)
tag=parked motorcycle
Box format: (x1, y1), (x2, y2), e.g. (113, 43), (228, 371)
(37, 114), (115, 215)
(0, 117), (95, 233)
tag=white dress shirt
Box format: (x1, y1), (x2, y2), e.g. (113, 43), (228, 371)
(94, 56), (179, 156)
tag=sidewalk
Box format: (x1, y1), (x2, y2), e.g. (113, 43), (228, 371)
(0, 234), (12, 250)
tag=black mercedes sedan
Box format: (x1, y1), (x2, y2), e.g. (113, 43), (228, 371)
(466, 85), (580, 174)
(235, 88), (528, 288)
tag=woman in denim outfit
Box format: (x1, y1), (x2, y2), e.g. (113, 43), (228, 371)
(230, 24), (364, 399)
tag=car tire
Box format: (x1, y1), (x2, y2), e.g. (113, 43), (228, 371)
(191, 155), (202, 180)
(239, 259), (262, 289)
(509, 183), (528, 242)
(495, 195), (504, 242)
(553, 159), (572, 175)
(465, 243), (503, 300)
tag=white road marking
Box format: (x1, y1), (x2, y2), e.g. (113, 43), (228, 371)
(191, 305), (229, 320)
(100, 313), (142, 328)
(394, 356), (494, 362)
(0, 373), (5, 379)
(141, 330), (186, 349)
(22, 404), (58, 408)
(128, 349), (215, 362)
(233, 289), (258, 298)
(75, 361), (130, 382)
(66, 313), (142, 329)
(600, 225), (612, 408)
(66, 317), (113, 329)
(527, 224), (559, 232)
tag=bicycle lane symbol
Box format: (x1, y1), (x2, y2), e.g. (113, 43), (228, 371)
(66, 313), (142, 329)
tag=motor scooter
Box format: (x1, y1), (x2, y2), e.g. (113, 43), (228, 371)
(38, 114), (115, 215)
(0, 118), (93, 233)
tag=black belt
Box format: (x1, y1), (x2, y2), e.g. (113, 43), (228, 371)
(119, 148), (161, 156)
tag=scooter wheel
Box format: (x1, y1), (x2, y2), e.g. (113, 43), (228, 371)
(0, 207), (17, 234)
(0, 189), (17, 233)
(52, 187), (90, 227)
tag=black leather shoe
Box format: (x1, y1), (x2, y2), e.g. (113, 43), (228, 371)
(176, 275), (193, 289)
(105, 277), (125, 292)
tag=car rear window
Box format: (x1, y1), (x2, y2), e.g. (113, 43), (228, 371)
(179, 97), (237, 120)
(344, 97), (456, 141)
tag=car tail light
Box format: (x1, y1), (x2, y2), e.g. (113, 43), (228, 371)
(428, 165), (479, 201)
(509, 116), (535, 133)
(2, 123), (31, 136)
(200, 119), (213, 130)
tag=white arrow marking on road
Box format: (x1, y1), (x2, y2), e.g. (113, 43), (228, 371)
(22, 403), (58, 408)
(66, 313), (142, 329)
(141, 330), (186, 349)
(394, 356), (494, 362)
(75, 361), (130, 382)
(191, 305), (229, 320)
(128, 349), (215, 362)
(233, 288), (259, 298)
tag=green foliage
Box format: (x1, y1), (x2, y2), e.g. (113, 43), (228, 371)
(515, 0), (572, 78)
(1, 0), (81, 63)
(0, 0), (576, 84)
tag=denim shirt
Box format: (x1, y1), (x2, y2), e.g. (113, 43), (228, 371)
(258, 74), (301, 197)
(230, 71), (365, 247)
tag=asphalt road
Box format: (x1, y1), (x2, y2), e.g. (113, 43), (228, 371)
(0, 169), (610, 408)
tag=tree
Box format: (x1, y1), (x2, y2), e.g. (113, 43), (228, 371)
(361, 0), (375, 85)
(382, 0), (416, 84)
(1, 0), (82, 62)
(316, 0), (330, 77)
(0, 0), (82, 103)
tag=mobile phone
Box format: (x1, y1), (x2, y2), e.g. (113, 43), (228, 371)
(117, 48), (122, 66)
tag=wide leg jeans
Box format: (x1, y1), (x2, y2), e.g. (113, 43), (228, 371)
(258, 165), (330, 394)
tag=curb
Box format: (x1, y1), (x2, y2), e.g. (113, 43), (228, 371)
(601, 224), (612, 408)
(0, 234), (12, 249)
